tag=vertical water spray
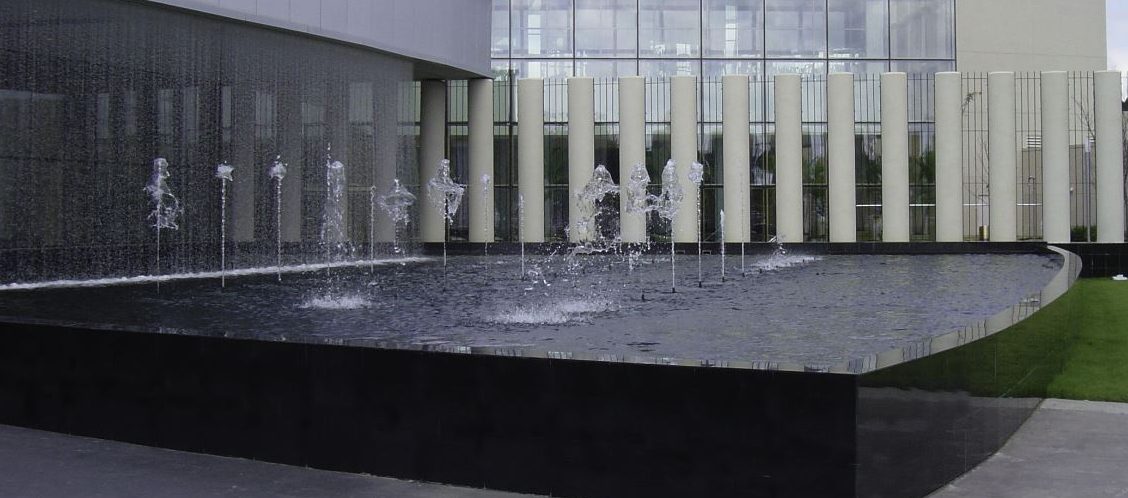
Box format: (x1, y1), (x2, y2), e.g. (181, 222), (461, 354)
(688, 161), (704, 287)
(480, 173), (492, 253)
(376, 178), (416, 255)
(572, 164), (619, 256)
(518, 193), (526, 279)
(720, 209), (726, 282)
(267, 156), (287, 281)
(215, 162), (234, 288)
(656, 159), (683, 293)
(624, 162), (656, 274)
(368, 186), (377, 267)
(322, 144), (347, 265)
(145, 158), (181, 288)
(426, 159), (465, 288)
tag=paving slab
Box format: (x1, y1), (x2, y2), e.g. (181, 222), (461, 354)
(930, 399), (1128, 498)
(0, 424), (539, 498)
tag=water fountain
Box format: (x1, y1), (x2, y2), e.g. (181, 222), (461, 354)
(688, 161), (704, 287)
(322, 145), (347, 263)
(572, 165), (619, 256)
(376, 178), (417, 255)
(656, 159), (683, 293)
(479, 173), (492, 253)
(426, 159), (465, 286)
(145, 158), (181, 286)
(624, 162), (656, 273)
(215, 162), (234, 288)
(518, 193), (526, 280)
(267, 156), (287, 281)
(719, 209), (726, 282)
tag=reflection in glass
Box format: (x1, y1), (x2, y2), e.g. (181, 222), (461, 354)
(827, 0), (888, 59)
(492, 0), (511, 57)
(890, 0), (955, 59)
(830, 61), (889, 74)
(513, 60), (575, 80)
(639, 60), (701, 78)
(575, 0), (637, 58)
(855, 124), (882, 240)
(639, 0), (701, 58)
(577, 60), (638, 78)
(512, 0), (573, 58)
(703, 0), (764, 58)
(766, 0), (826, 58)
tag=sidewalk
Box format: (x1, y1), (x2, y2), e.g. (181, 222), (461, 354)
(4, 398), (1125, 498)
(0, 424), (536, 498)
(930, 398), (1128, 498)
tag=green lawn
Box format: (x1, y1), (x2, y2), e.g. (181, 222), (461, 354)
(1047, 279), (1128, 402)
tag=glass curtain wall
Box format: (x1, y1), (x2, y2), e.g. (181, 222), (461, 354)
(487, 0), (953, 241)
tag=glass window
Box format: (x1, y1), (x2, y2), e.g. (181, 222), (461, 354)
(639, 59), (701, 78)
(577, 59), (638, 77)
(639, 0), (700, 58)
(492, 0), (510, 57)
(890, 0), (955, 59)
(765, 0), (826, 58)
(512, 0), (573, 58)
(890, 60), (955, 74)
(575, 0), (637, 58)
(703, 0), (764, 58)
(827, 0), (887, 59)
(829, 60), (888, 74)
(512, 60), (575, 80)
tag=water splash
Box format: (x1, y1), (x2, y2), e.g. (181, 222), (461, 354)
(479, 173), (492, 246)
(688, 161), (704, 286)
(656, 159), (683, 293)
(145, 158), (182, 231)
(376, 178), (417, 255)
(300, 293), (372, 310)
(268, 156), (287, 281)
(427, 158), (465, 286)
(426, 159), (466, 224)
(322, 147), (347, 261)
(572, 164), (619, 255)
(491, 299), (617, 325)
(518, 193), (526, 279)
(624, 162), (655, 272)
(215, 162), (233, 288)
(752, 236), (820, 271)
(720, 209), (726, 282)
(145, 158), (182, 284)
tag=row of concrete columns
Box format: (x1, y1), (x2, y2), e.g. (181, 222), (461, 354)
(418, 71), (1126, 244)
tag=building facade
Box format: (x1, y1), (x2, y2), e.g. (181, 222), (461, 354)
(488, 0), (1106, 79)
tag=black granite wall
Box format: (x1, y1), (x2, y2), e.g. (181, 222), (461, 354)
(0, 322), (857, 498)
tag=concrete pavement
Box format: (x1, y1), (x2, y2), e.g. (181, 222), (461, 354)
(931, 399), (1128, 498)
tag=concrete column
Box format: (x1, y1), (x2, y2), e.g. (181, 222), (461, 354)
(1095, 70), (1125, 243)
(568, 77), (595, 242)
(468, 78), (495, 243)
(774, 74), (803, 243)
(420, 80), (447, 243)
(988, 72), (1017, 242)
(723, 75), (751, 243)
(828, 72), (856, 243)
(619, 76), (647, 243)
(1041, 71), (1070, 244)
(517, 78), (545, 242)
(881, 72), (910, 242)
(671, 75), (698, 242)
(935, 72), (964, 242)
